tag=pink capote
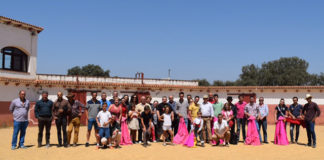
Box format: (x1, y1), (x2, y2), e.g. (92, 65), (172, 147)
(120, 117), (133, 145)
(183, 132), (195, 147)
(173, 118), (189, 144)
(274, 116), (289, 145)
(245, 116), (261, 146)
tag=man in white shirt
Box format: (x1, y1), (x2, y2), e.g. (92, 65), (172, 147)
(200, 95), (214, 144)
(212, 114), (230, 146)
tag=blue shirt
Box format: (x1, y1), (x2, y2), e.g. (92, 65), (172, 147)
(289, 104), (303, 117)
(258, 104), (269, 118)
(99, 99), (111, 111)
(35, 99), (54, 118)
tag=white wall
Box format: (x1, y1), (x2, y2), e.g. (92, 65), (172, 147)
(0, 23), (38, 79)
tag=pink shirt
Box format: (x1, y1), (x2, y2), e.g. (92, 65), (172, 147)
(235, 101), (247, 119)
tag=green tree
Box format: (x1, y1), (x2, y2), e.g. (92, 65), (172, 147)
(67, 64), (110, 77)
(238, 64), (259, 86)
(257, 57), (309, 86)
(196, 79), (210, 86)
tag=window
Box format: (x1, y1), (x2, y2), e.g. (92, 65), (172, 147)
(1, 47), (28, 72)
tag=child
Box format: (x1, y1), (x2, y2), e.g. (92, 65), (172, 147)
(141, 105), (152, 146)
(128, 104), (139, 144)
(159, 105), (174, 146)
(96, 103), (112, 149)
(193, 111), (204, 147)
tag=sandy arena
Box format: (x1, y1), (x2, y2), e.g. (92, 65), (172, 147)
(0, 125), (323, 160)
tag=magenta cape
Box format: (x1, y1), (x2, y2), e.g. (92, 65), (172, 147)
(274, 116), (289, 145)
(173, 118), (189, 144)
(245, 116), (261, 146)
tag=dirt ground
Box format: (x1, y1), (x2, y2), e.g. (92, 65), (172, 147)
(0, 125), (323, 160)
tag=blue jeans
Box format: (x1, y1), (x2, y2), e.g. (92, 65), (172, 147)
(12, 121), (29, 147)
(236, 118), (246, 141)
(255, 120), (262, 142)
(88, 118), (98, 131)
(184, 118), (189, 129)
(290, 123), (300, 142)
(258, 118), (267, 142)
(306, 120), (316, 145)
(99, 127), (110, 139)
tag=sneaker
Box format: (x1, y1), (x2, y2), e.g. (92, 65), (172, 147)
(38, 144), (42, 148)
(201, 143), (205, 147)
(64, 144), (68, 148)
(45, 144), (50, 148)
(11, 146), (16, 150)
(312, 144), (316, 148)
(153, 140), (157, 143)
(307, 143), (312, 147)
(73, 143), (77, 147)
(85, 142), (90, 147)
(147, 141), (151, 144)
(138, 141), (143, 144)
(163, 143), (167, 146)
(19, 145), (27, 149)
(225, 142), (229, 146)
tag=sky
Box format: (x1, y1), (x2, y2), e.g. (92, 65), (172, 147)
(1, 0), (324, 82)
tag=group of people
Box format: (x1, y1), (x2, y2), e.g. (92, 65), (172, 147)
(9, 90), (321, 150)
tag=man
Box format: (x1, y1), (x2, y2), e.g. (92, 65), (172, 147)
(136, 96), (150, 143)
(302, 94), (321, 148)
(257, 97), (269, 143)
(156, 96), (171, 141)
(146, 95), (153, 107)
(189, 96), (200, 121)
(67, 93), (85, 146)
(35, 91), (53, 148)
(109, 115), (122, 149)
(85, 92), (101, 147)
(244, 96), (261, 142)
(53, 92), (71, 147)
(208, 93), (216, 104)
(99, 92), (111, 110)
(10, 90), (30, 150)
(200, 95), (214, 144)
(141, 105), (152, 146)
(168, 95), (179, 135)
(288, 97), (303, 144)
(176, 92), (189, 129)
(109, 91), (119, 104)
(235, 94), (247, 142)
(213, 94), (223, 117)
(212, 114), (230, 146)
(187, 94), (192, 105)
(227, 96), (237, 143)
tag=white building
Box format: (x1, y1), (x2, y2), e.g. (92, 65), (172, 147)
(0, 16), (323, 126)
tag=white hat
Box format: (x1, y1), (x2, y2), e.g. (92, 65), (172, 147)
(306, 94), (312, 99)
(101, 137), (107, 144)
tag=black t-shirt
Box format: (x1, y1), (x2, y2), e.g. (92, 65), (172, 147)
(276, 105), (288, 119)
(109, 121), (121, 135)
(141, 112), (152, 127)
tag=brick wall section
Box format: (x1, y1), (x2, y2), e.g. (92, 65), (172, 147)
(0, 101), (323, 127)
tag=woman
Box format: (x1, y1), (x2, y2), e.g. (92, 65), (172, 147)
(119, 97), (132, 145)
(129, 94), (139, 111)
(109, 97), (122, 122)
(274, 99), (289, 145)
(222, 103), (234, 128)
(128, 103), (139, 143)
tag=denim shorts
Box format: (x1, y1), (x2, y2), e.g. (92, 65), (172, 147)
(88, 118), (98, 131)
(99, 127), (110, 138)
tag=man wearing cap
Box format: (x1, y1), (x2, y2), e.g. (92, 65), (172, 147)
(53, 92), (71, 147)
(9, 90), (30, 150)
(66, 93), (86, 146)
(200, 95), (214, 144)
(302, 94), (321, 148)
